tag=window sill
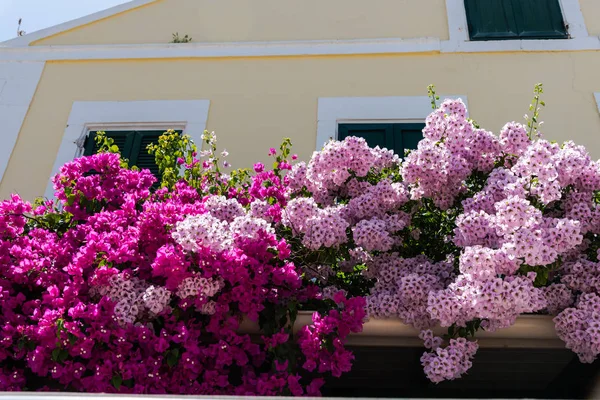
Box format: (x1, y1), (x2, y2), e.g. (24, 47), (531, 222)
(239, 312), (563, 349)
(441, 35), (600, 53)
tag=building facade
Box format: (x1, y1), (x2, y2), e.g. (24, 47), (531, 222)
(1, 0), (600, 201)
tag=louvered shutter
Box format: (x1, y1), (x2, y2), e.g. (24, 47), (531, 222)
(464, 0), (567, 41)
(128, 131), (163, 179)
(338, 123), (425, 156)
(338, 124), (394, 151)
(464, 0), (520, 40)
(83, 131), (135, 157)
(513, 0), (568, 39)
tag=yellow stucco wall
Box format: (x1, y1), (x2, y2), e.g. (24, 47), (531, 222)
(33, 0), (449, 45)
(2, 52), (600, 201)
(580, 0), (600, 36)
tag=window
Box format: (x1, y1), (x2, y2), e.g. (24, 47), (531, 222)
(83, 130), (181, 181)
(464, 0), (568, 41)
(338, 123), (424, 155)
(46, 100), (209, 200)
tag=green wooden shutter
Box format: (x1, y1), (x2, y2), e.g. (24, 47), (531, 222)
(464, 0), (520, 40)
(393, 123), (425, 155)
(338, 123), (424, 156)
(464, 0), (567, 41)
(512, 0), (567, 39)
(128, 131), (164, 179)
(83, 131), (136, 157)
(83, 130), (180, 184)
(338, 124), (395, 151)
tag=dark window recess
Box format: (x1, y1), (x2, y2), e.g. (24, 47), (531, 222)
(464, 0), (568, 41)
(338, 123), (425, 156)
(83, 130), (182, 182)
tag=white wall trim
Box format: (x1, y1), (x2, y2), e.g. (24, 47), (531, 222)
(444, 0), (596, 52)
(446, 0), (471, 45)
(44, 99), (210, 199)
(1, 0), (158, 47)
(559, 0), (590, 38)
(0, 61), (45, 185)
(0, 35), (598, 62)
(595, 93), (600, 115)
(0, 38), (443, 62)
(316, 95), (468, 150)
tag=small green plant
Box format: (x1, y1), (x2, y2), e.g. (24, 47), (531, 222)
(525, 83), (545, 139)
(171, 32), (192, 43)
(427, 84), (440, 110)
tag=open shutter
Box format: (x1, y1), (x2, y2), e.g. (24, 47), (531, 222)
(83, 131), (135, 157)
(338, 124), (395, 151)
(512, 0), (567, 39)
(464, 0), (519, 40)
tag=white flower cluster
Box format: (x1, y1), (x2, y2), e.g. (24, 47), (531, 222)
(173, 212), (276, 254)
(200, 300), (217, 315)
(230, 215), (274, 241)
(98, 274), (172, 325)
(204, 195), (245, 222)
(143, 285), (172, 315)
(172, 214), (233, 252)
(177, 275), (224, 299)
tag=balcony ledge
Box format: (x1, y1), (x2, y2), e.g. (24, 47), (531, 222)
(239, 312), (564, 349)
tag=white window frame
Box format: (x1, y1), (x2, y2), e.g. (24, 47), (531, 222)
(45, 99), (210, 199)
(316, 95), (468, 150)
(444, 0), (596, 52)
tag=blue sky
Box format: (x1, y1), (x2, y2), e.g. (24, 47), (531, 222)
(0, 0), (130, 42)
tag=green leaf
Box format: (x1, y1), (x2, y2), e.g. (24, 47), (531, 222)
(58, 349), (69, 363)
(111, 374), (122, 391)
(167, 348), (180, 367)
(68, 333), (77, 345)
(51, 348), (61, 362)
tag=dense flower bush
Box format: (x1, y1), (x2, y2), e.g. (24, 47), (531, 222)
(282, 84), (600, 382)
(1, 84), (600, 393)
(0, 132), (364, 393)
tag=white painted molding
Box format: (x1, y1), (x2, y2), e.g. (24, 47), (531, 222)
(446, 0), (470, 45)
(316, 95), (468, 150)
(44, 100), (210, 199)
(595, 93), (600, 114)
(0, 34), (598, 62)
(444, 0), (595, 52)
(559, 0), (590, 38)
(0, 0), (158, 47)
(441, 35), (600, 52)
(0, 61), (45, 185)
(0, 38), (443, 62)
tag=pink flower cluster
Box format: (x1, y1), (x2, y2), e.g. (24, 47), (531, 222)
(286, 96), (600, 383)
(419, 330), (479, 383)
(297, 292), (366, 378)
(366, 255), (453, 329)
(402, 99), (501, 209)
(554, 293), (600, 363)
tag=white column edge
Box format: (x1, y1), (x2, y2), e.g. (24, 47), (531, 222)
(0, 61), (45, 186)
